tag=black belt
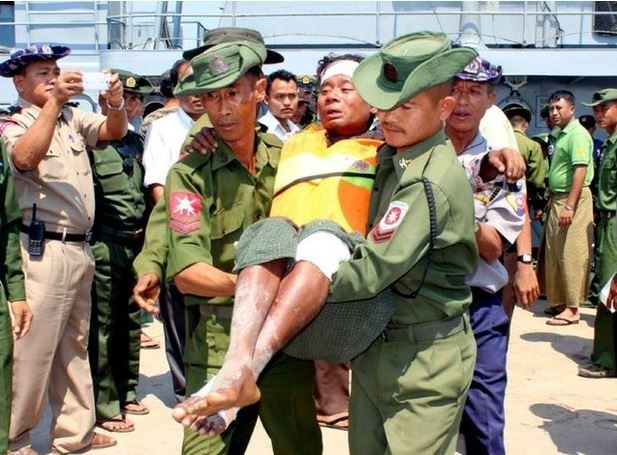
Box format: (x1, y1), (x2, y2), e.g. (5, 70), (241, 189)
(95, 224), (145, 241)
(382, 315), (466, 343)
(599, 209), (616, 219)
(199, 304), (234, 319)
(20, 224), (92, 243)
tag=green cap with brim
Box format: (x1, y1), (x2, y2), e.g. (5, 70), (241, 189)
(353, 31), (477, 110)
(182, 27), (283, 64)
(503, 103), (532, 123)
(174, 41), (266, 97)
(583, 88), (617, 107)
(113, 69), (153, 95)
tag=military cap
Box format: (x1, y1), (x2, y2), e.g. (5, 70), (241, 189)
(174, 41), (266, 97)
(352, 31), (477, 110)
(578, 114), (596, 129)
(502, 101), (532, 123)
(583, 88), (617, 107)
(113, 69), (153, 95)
(455, 56), (502, 84)
(0, 44), (70, 77)
(182, 27), (283, 64)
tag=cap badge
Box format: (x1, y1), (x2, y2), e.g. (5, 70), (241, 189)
(383, 63), (398, 83)
(209, 56), (230, 76)
(302, 75), (311, 85)
(126, 77), (136, 88)
(41, 44), (52, 54)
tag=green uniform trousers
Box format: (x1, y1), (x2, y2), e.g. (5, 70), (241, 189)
(88, 235), (142, 420)
(0, 284), (12, 453)
(592, 215), (617, 370)
(182, 313), (322, 455)
(349, 317), (476, 455)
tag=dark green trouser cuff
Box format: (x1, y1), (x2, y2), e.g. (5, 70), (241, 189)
(233, 217), (299, 273)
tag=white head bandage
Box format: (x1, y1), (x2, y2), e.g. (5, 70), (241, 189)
(320, 59), (360, 86)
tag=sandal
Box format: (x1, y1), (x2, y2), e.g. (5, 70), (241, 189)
(96, 414), (135, 433)
(90, 432), (117, 450)
(543, 305), (565, 316)
(123, 399), (150, 415)
(546, 316), (580, 326)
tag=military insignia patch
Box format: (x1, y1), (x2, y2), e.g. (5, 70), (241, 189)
(169, 191), (202, 234)
(209, 56), (229, 76)
(506, 194), (526, 217)
(126, 76), (136, 88)
(0, 119), (19, 135)
(370, 201), (409, 243)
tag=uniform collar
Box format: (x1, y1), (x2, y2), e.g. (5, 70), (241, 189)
(17, 96), (69, 120)
(607, 130), (617, 145)
(212, 127), (278, 172)
(393, 128), (448, 178)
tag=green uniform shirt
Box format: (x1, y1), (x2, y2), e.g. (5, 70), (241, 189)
(133, 196), (167, 280)
(166, 131), (281, 306)
(514, 130), (546, 195)
(0, 142), (25, 301)
(132, 114), (213, 282)
(548, 119), (594, 192)
(596, 131), (617, 211)
(329, 130), (478, 324)
(89, 131), (147, 229)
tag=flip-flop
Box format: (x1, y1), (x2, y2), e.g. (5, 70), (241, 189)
(123, 400), (150, 415)
(90, 432), (117, 449)
(544, 306), (565, 316)
(96, 414), (135, 433)
(546, 316), (580, 326)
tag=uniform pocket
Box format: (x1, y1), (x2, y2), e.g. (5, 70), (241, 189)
(94, 157), (126, 194)
(210, 203), (245, 239)
(39, 149), (68, 180)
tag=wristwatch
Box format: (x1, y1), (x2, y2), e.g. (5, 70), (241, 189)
(517, 253), (533, 264)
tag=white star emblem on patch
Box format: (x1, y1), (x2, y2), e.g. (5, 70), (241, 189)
(173, 195), (197, 216)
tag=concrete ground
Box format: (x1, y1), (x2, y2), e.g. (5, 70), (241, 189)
(31, 300), (617, 454)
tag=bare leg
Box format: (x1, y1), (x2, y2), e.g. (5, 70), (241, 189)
(177, 261), (330, 428)
(172, 260), (286, 424)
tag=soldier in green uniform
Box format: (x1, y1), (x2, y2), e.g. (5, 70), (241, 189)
(503, 102), (547, 213)
(578, 89), (617, 378)
(161, 41), (321, 454)
(0, 141), (32, 453)
(88, 70), (153, 432)
(172, 32), (489, 455)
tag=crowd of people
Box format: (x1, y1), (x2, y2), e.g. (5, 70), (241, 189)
(0, 25), (614, 455)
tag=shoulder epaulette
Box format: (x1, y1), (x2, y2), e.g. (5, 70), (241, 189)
(259, 131), (283, 149)
(0, 105), (22, 116)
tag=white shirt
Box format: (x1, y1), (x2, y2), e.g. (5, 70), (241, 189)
(259, 110), (300, 142)
(143, 108), (195, 187)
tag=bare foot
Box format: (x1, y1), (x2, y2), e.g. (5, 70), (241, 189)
(173, 364), (260, 422)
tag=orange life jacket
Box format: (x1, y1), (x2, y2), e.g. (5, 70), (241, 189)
(270, 124), (381, 235)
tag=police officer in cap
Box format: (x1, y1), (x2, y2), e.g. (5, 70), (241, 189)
(87, 69), (153, 433)
(0, 43), (126, 454)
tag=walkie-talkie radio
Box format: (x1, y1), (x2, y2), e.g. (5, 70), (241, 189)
(28, 203), (45, 257)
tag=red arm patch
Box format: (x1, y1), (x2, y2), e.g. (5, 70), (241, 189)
(169, 191), (202, 234)
(0, 119), (19, 135)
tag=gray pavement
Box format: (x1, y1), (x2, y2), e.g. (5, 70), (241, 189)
(31, 300), (617, 454)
